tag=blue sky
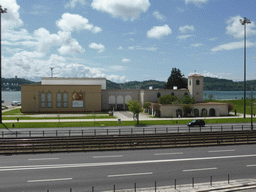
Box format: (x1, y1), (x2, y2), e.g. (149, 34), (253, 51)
(1, 0), (256, 82)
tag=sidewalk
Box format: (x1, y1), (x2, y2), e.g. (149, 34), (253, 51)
(105, 178), (256, 192)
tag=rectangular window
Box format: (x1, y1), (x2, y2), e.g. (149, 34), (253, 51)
(63, 93), (68, 108)
(47, 93), (52, 108)
(41, 93), (45, 108)
(57, 93), (62, 108)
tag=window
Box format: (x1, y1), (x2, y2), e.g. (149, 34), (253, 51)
(57, 93), (62, 108)
(47, 93), (52, 108)
(196, 79), (200, 85)
(189, 80), (191, 85)
(157, 92), (161, 98)
(63, 93), (68, 108)
(41, 93), (45, 108)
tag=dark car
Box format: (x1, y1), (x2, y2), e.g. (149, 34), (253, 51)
(187, 119), (205, 127)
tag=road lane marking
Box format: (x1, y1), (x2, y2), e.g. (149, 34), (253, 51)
(183, 167), (217, 172)
(28, 158), (59, 161)
(27, 178), (72, 183)
(208, 150), (235, 153)
(93, 155), (123, 158)
(246, 164), (256, 167)
(1, 154), (256, 172)
(108, 172), (153, 177)
(154, 152), (183, 156)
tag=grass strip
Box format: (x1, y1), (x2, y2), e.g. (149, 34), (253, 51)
(0, 118), (254, 129)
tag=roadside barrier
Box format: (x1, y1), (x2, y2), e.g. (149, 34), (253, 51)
(0, 131), (255, 154)
(1, 124), (253, 138)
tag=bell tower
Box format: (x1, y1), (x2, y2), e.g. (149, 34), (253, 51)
(188, 74), (204, 103)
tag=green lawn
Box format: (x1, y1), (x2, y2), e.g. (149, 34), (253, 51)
(205, 99), (256, 115)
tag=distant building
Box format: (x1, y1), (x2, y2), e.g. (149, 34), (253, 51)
(21, 74), (228, 117)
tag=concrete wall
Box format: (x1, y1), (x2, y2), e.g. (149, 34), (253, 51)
(141, 89), (189, 105)
(21, 85), (102, 113)
(160, 102), (228, 117)
(188, 74), (204, 103)
(41, 77), (107, 90)
(101, 89), (140, 111)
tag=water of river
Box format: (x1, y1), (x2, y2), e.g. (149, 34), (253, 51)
(1, 91), (255, 106)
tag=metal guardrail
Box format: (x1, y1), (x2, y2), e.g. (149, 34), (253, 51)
(1, 124), (253, 138)
(0, 131), (256, 154)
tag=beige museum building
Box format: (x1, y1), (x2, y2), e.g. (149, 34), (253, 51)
(21, 74), (228, 117)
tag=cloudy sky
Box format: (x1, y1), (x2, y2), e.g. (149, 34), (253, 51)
(1, 0), (256, 82)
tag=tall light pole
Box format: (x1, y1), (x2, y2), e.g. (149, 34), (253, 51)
(0, 5), (7, 124)
(240, 17), (251, 119)
(50, 67), (54, 78)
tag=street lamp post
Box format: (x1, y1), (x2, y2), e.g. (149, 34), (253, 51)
(0, 5), (7, 124)
(240, 17), (251, 119)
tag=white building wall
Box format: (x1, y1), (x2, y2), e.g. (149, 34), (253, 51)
(41, 77), (107, 90)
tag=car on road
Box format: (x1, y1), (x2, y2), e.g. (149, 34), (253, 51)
(187, 119), (205, 127)
(11, 101), (21, 106)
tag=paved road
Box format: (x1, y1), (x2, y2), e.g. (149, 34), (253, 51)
(0, 144), (256, 191)
(1, 122), (253, 138)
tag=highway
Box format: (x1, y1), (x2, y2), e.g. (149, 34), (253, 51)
(0, 144), (256, 191)
(1, 123), (254, 138)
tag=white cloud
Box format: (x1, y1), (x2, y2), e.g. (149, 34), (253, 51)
(65, 0), (86, 8)
(91, 0), (150, 21)
(209, 37), (218, 41)
(147, 24), (172, 39)
(226, 16), (256, 38)
(56, 13), (102, 33)
(109, 65), (126, 71)
(177, 34), (194, 40)
(179, 25), (195, 33)
(153, 11), (164, 20)
(89, 42), (105, 53)
(128, 46), (157, 51)
(211, 40), (256, 52)
(3, 51), (127, 82)
(1, 0), (23, 31)
(34, 28), (84, 55)
(122, 58), (131, 62)
(191, 43), (203, 47)
(185, 0), (208, 5)
(118, 46), (124, 50)
(107, 74), (127, 83)
(176, 7), (185, 13)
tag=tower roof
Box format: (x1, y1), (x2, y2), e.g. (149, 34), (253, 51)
(188, 74), (204, 78)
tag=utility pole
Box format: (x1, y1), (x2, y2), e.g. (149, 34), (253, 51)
(0, 5), (7, 124)
(240, 17), (251, 118)
(251, 86), (254, 131)
(50, 67), (54, 78)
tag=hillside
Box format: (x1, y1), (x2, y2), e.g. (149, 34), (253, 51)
(1, 77), (255, 91)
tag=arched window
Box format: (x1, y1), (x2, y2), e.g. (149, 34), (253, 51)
(189, 80), (191, 85)
(108, 95), (115, 104)
(209, 108), (215, 116)
(196, 79), (200, 85)
(201, 108), (207, 117)
(194, 109), (199, 117)
(157, 92), (161, 98)
(125, 95), (132, 110)
(176, 109), (182, 117)
(117, 95), (124, 110)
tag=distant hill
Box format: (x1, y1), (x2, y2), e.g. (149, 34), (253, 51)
(1, 77), (255, 91)
(2, 78), (40, 91)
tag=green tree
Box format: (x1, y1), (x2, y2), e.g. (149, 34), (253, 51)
(181, 95), (196, 104)
(127, 99), (143, 125)
(182, 104), (193, 117)
(143, 102), (151, 113)
(208, 94), (214, 100)
(159, 94), (180, 104)
(165, 68), (187, 89)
